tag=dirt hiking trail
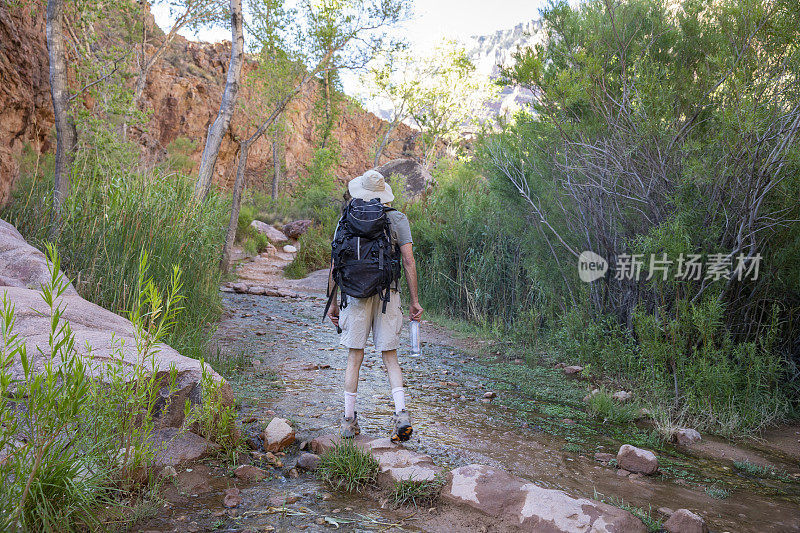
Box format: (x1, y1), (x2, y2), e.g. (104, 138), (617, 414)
(139, 251), (800, 532)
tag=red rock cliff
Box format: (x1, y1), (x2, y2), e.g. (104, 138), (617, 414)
(0, 2), (422, 205)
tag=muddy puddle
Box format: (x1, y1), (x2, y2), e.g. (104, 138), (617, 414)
(141, 280), (800, 532)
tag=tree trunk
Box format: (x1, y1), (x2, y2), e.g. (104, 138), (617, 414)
(220, 141), (250, 272)
(194, 0), (244, 201)
(46, 0), (76, 236)
(271, 138), (281, 199)
(374, 119), (397, 166)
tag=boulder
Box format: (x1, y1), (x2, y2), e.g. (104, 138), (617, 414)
(612, 391), (632, 403)
(250, 220), (288, 244)
(262, 418), (296, 452)
(297, 452), (320, 471)
(443, 464), (647, 532)
(376, 158), (434, 198)
(563, 365), (584, 375)
(149, 428), (220, 467)
(282, 219), (314, 239)
(0, 220), (233, 430)
(672, 428), (702, 446)
(0, 220), (77, 294)
(663, 509), (708, 533)
(617, 444), (658, 475)
(283, 244), (297, 253)
(234, 464), (267, 482)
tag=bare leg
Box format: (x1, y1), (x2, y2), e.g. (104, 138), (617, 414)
(344, 348), (365, 393)
(381, 349), (403, 390)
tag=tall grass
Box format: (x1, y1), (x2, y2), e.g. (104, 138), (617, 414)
(2, 146), (228, 357)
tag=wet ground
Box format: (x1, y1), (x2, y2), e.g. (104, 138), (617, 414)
(139, 253), (800, 532)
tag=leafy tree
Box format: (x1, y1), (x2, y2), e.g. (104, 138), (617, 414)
(218, 0), (407, 270)
(368, 40), (495, 167)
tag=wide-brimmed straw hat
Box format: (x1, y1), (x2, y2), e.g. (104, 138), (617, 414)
(348, 169), (394, 204)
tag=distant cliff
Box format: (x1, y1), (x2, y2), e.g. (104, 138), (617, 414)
(467, 20), (543, 118)
(0, 1), (422, 205)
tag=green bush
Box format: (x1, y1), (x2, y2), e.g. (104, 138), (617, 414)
(586, 391), (638, 425)
(2, 153), (227, 358)
(316, 440), (379, 492)
(389, 474), (446, 507)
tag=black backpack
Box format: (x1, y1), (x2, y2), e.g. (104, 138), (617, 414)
(323, 198), (402, 325)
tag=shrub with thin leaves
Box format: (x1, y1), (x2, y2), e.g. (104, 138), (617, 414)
(0, 245), (188, 531)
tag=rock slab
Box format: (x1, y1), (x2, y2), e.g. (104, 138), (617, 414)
(444, 464), (647, 532)
(617, 444), (658, 475)
(0, 219), (233, 429)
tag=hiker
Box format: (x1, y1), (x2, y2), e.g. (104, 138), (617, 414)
(325, 169), (423, 442)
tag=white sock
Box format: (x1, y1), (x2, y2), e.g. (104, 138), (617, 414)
(391, 387), (406, 414)
(344, 391), (357, 419)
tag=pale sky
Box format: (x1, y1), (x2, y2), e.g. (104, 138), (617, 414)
(152, 0), (549, 95)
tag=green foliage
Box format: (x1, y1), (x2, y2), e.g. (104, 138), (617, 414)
(414, 0), (800, 435)
(594, 492), (661, 533)
(586, 391), (638, 425)
(284, 204), (339, 279)
(389, 474), (446, 507)
(733, 460), (789, 480)
(0, 246), (185, 531)
(705, 485), (730, 500)
(294, 146), (341, 216)
(183, 361), (241, 461)
(316, 440), (379, 492)
(2, 140), (227, 358)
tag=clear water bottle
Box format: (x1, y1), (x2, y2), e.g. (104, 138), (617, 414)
(410, 319), (421, 356)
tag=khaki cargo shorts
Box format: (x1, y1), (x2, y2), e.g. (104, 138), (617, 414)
(339, 290), (403, 352)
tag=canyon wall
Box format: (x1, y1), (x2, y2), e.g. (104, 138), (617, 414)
(0, 2), (421, 205)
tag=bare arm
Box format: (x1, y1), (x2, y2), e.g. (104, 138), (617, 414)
(400, 243), (423, 320)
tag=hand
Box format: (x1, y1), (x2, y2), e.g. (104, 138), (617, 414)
(409, 301), (423, 321)
(327, 304), (340, 327)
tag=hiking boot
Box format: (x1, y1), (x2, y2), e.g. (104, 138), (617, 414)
(340, 412), (360, 439)
(390, 409), (413, 443)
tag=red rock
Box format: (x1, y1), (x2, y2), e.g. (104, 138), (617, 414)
(234, 464), (267, 482)
(664, 509), (709, 533)
(282, 219), (314, 239)
(149, 428), (220, 467)
(672, 428), (702, 446)
(617, 444), (658, 475)
(223, 487), (241, 508)
(297, 452), (320, 471)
